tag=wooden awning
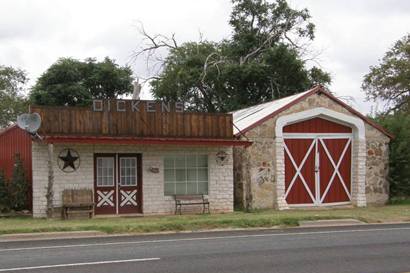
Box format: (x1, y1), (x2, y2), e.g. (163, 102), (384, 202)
(30, 100), (236, 140)
(41, 135), (252, 147)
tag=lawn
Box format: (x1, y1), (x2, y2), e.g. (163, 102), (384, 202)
(0, 204), (409, 235)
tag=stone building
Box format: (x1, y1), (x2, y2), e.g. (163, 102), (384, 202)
(232, 86), (392, 210)
(29, 100), (248, 217)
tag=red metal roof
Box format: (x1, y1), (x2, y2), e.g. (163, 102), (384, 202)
(0, 124), (18, 136)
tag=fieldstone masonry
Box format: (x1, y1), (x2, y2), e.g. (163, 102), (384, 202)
(32, 143), (233, 217)
(234, 93), (390, 210)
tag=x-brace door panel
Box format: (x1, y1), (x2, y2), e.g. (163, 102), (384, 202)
(319, 138), (352, 203)
(284, 136), (352, 205)
(284, 138), (316, 204)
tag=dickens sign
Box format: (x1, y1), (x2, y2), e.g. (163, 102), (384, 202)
(92, 100), (185, 113)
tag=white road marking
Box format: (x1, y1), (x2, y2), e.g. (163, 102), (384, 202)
(0, 258), (160, 272)
(1, 226), (409, 253)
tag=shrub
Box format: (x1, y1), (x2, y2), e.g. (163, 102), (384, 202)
(0, 170), (10, 212)
(8, 154), (29, 211)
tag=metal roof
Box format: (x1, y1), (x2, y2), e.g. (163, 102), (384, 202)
(231, 86), (393, 139)
(232, 89), (313, 135)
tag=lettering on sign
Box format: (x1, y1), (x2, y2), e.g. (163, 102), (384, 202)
(92, 100), (185, 113)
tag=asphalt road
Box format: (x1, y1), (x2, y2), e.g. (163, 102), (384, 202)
(0, 223), (410, 273)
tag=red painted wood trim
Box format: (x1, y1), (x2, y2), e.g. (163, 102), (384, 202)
(318, 91), (394, 139)
(234, 85), (393, 139)
(42, 136), (252, 147)
(235, 86), (321, 137)
(117, 153), (143, 214)
(283, 117), (352, 133)
(94, 153), (117, 215)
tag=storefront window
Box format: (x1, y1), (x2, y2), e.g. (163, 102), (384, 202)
(164, 155), (208, 195)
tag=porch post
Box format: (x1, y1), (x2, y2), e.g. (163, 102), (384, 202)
(46, 143), (54, 218)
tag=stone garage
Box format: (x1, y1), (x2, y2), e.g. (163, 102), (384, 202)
(232, 86), (392, 210)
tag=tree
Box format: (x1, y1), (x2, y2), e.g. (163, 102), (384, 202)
(136, 0), (330, 112)
(363, 34), (410, 198)
(9, 154), (29, 211)
(362, 34), (410, 113)
(30, 57), (134, 106)
(0, 65), (28, 128)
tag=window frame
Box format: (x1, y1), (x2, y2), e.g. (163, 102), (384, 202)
(119, 157), (138, 186)
(164, 154), (209, 196)
(96, 156), (115, 187)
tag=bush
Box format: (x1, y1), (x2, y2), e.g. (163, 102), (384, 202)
(377, 112), (410, 197)
(0, 170), (10, 212)
(8, 154), (29, 211)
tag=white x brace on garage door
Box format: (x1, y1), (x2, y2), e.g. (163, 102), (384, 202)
(284, 134), (352, 205)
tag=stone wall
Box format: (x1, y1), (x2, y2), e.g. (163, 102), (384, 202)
(365, 126), (390, 204)
(234, 93), (390, 209)
(32, 143), (233, 218)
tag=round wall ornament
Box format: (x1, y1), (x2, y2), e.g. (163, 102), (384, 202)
(216, 151), (229, 166)
(57, 148), (80, 173)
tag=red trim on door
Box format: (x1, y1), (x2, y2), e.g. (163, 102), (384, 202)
(319, 138), (351, 203)
(117, 154), (143, 214)
(284, 138), (316, 204)
(284, 117), (352, 133)
(284, 137), (352, 205)
(94, 154), (117, 215)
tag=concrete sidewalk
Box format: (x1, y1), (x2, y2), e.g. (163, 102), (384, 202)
(298, 218), (365, 227)
(0, 219), (386, 243)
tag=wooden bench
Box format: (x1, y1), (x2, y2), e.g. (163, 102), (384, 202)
(62, 189), (94, 219)
(174, 194), (210, 215)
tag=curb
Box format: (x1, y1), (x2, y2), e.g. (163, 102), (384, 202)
(0, 221), (409, 243)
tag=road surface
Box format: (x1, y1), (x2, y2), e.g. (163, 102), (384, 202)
(0, 223), (409, 273)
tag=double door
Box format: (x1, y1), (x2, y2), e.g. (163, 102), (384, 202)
(284, 136), (352, 205)
(94, 154), (142, 215)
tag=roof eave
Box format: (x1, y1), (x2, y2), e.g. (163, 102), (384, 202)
(234, 86), (394, 139)
(40, 135), (252, 147)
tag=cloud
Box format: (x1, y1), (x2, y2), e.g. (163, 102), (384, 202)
(0, 0), (408, 112)
(291, 0), (410, 112)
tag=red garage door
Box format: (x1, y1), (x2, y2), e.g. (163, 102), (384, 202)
(283, 118), (352, 205)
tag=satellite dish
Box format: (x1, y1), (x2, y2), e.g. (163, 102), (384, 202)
(17, 113), (42, 134)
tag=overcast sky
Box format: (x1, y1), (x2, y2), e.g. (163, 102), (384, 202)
(1, 0), (409, 113)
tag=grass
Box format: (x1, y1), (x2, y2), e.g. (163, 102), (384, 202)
(0, 204), (409, 235)
(389, 197), (410, 205)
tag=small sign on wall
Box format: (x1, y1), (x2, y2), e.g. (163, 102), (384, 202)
(57, 148), (80, 173)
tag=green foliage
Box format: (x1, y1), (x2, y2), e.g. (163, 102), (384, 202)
(0, 170), (10, 213)
(150, 0), (330, 112)
(363, 34), (410, 197)
(8, 155), (29, 211)
(376, 112), (410, 197)
(0, 65), (28, 128)
(362, 34), (410, 113)
(30, 57), (134, 106)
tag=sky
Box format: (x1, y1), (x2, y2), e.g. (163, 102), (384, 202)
(1, 0), (409, 113)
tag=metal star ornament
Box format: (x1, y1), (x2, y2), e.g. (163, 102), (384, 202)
(58, 149), (80, 172)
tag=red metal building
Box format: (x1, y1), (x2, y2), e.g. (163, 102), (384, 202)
(0, 125), (32, 210)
